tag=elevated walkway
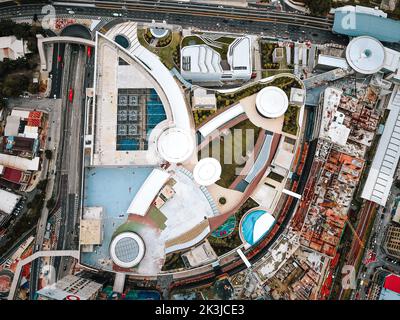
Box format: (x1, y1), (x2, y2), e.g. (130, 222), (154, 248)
(8, 250), (79, 300)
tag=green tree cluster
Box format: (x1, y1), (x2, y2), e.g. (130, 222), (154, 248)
(305, 0), (332, 16)
(0, 19), (44, 53)
(156, 32), (172, 48)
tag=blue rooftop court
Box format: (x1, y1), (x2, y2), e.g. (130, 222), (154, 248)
(333, 11), (400, 43)
(81, 166), (154, 270)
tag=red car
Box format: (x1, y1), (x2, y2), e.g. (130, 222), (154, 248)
(68, 88), (74, 102)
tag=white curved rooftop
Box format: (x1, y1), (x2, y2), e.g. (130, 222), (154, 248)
(253, 212), (275, 244)
(126, 168), (170, 216)
(193, 157), (222, 186)
(256, 86), (289, 118)
(198, 103), (244, 138)
(104, 22), (194, 136)
(157, 127), (194, 163)
(110, 232), (145, 268)
(346, 36), (385, 74)
(181, 45), (223, 74)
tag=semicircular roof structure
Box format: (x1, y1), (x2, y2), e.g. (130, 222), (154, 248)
(193, 157), (222, 186)
(255, 86), (289, 118)
(346, 36), (385, 74)
(252, 212), (275, 244)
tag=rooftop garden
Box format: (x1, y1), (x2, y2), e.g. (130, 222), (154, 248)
(283, 105), (300, 136)
(181, 34), (235, 61)
(162, 252), (186, 271)
(216, 75), (302, 109)
(260, 41), (279, 70)
(141, 28), (172, 48)
(207, 197), (259, 256)
(193, 109), (217, 128)
(260, 40), (293, 78)
(181, 35), (206, 47)
(137, 28), (181, 69)
(199, 119), (262, 189)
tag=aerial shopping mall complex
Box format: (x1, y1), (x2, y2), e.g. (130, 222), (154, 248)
(1, 0), (400, 303)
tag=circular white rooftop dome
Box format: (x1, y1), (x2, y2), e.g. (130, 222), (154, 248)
(110, 232), (145, 269)
(255, 86), (289, 118)
(156, 127), (194, 163)
(193, 157), (222, 186)
(346, 36), (385, 74)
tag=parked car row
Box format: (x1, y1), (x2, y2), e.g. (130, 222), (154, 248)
(13, 198), (26, 216)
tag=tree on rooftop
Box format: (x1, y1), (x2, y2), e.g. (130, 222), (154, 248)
(305, 0), (332, 16)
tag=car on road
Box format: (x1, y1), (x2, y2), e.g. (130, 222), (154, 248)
(68, 88), (74, 102)
(112, 12), (122, 17)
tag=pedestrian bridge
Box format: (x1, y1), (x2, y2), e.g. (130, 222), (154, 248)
(7, 250), (79, 300)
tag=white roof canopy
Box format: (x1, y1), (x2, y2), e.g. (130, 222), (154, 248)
(126, 168), (170, 216)
(0, 189), (21, 214)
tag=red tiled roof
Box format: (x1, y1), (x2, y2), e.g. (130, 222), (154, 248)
(28, 111), (42, 119)
(27, 118), (41, 127)
(28, 111), (42, 127)
(384, 274), (400, 294)
(2, 167), (22, 183)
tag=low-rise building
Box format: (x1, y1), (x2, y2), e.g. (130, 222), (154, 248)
(383, 224), (400, 259)
(0, 165), (32, 191)
(379, 274), (400, 300)
(2, 136), (39, 159)
(181, 36), (252, 84)
(192, 87), (217, 110)
(362, 86), (400, 206)
(0, 36), (29, 61)
(0, 188), (21, 227)
(80, 207), (104, 253)
(36, 275), (103, 300)
(381, 0), (399, 12)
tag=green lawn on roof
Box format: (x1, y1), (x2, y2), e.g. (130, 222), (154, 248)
(137, 29), (181, 69)
(199, 119), (261, 189)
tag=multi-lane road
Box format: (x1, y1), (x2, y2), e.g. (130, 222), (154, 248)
(53, 43), (87, 280)
(29, 42), (89, 298)
(0, 1), (347, 46)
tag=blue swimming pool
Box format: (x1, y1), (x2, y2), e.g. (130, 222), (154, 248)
(146, 89), (166, 134)
(118, 138), (140, 151)
(103, 286), (161, 300)
(241, 209), (275, 245)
